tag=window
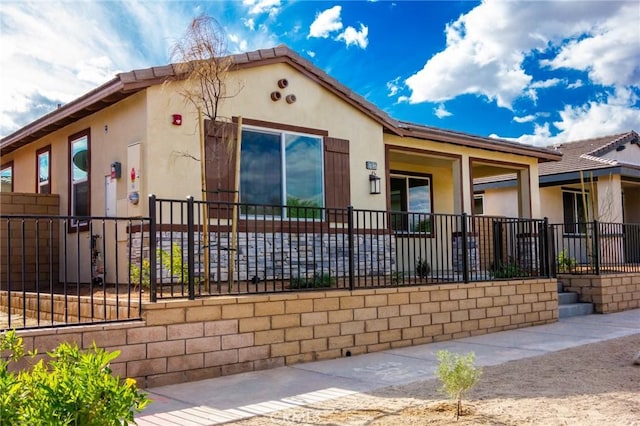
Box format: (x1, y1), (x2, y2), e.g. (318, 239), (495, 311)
(69, 130), (90, 227)
(36, 146), (51, 194)
(240, 127), (323, 218)
(0, 162), (13, 192)
(562, 190), (588, 234)
(390, 173), (433, 233)
(473, 194), (484, 215)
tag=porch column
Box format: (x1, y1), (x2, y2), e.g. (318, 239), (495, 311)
(596, 174), (623, 223)
(452, 158), (464, 214)
(460, 156), (474, 214)
(517, 168), (532, 218)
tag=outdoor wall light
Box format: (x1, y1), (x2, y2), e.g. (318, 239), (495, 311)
(369, 172), (381, 194)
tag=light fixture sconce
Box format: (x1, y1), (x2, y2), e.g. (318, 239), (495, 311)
(270, 91), (282, 101)
(172, 114), (182, 125)
(369, 172), (381, 194)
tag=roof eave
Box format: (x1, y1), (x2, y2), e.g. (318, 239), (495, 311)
(396, 125), (562, 162)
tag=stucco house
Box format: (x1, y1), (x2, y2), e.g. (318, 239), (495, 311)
(476, 131), (640, 265)
(1, 46), (561, 285)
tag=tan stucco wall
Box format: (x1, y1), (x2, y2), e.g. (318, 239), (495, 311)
(144, 62), (386, 213)
(1, 93), (147, 217)
(624, 187), (640, 223)
(596, 174), (623, 223)
(482, 187), (520, 217)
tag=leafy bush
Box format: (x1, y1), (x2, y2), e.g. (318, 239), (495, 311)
(0, 329), (150, 425)
(436, 350), (482, 420)
(289, 273), (335, 289)
(490, 260), (523, 278)
(415, 257), (431, 278)
(556, 249), (577, 273)
(130, 243), (192, 289)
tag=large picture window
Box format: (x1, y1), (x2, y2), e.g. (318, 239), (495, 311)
(0, 162), (13, 192)
(390, 172), (433, 233)
(69, 130), (90, 227)
(562, 190), (588, 234)
(36, 146), (51, 194)
(240, 127), (323, 218)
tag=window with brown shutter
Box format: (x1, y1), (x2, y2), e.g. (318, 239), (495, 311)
(204, 120), (237, 219)
(324, 136), (351, 222)
(204, 119), (351, 223)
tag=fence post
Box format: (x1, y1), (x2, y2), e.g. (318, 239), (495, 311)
(461, 213), (469, 283)
(187, 196), (196, 300)
(541, 217), (550, 278)
(148, 195), (157, 303)
(592, 220), (600, 275)
(347, 206), (354, 291)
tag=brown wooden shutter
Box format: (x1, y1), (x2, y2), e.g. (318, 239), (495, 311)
(204, 119), (237, 218)
(324, 137), (350, 222)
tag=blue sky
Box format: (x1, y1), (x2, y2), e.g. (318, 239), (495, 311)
(1, 0), (639, 146)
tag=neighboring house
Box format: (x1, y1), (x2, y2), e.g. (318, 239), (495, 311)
(476, 131), (640, 264)
(0, 46), (560, 283)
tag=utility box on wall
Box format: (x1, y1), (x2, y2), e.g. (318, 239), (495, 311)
(127, 142), (142, 216)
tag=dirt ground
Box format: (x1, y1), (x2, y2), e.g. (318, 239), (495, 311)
(234, 334), (640, 426)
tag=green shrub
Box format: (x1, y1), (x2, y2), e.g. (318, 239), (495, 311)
(0, 329), (150, 425)
(490, 260), (523, 278)
(130, 243), (192, 289)
(415, 257), (431, 278)
(436, 350), (482, 420)
(289, 273), (335, 289)
(556, 249), (577, 273)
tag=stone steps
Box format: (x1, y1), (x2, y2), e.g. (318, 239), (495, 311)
(557, 281), (594, 319)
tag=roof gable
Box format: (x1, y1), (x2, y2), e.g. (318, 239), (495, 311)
(1, 45), (560, 163)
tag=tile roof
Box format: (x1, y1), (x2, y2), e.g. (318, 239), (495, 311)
(539, 131), (639, 176)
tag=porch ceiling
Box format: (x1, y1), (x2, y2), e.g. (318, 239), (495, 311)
(388, 150), (455, 169)
(472, 163), (524, 179)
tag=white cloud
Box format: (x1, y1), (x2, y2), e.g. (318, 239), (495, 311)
(541, 3), (640, 87)
(386, 77), (401, 96)
(306, 50), (316, 58)
(243, 17), (255, 31)
(567, 80), (584, 89)
(404, 1), (635, 109)
(0, 1), (191, 135)
(434, 104), (452, 119)
(530, 79), (562, 89)
(336, 24), (368, 49)
(513, 115), (536, 123)
(501, 88), (640, 145)
(243, 0), (281, 17)
(308, 6), (343, 39)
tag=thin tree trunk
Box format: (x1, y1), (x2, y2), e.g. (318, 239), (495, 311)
(198, 107), (210, 292)
(229, 117), (242, 291)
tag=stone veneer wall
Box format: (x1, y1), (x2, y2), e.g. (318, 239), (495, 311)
(559, 273), (640, 313)
(10, 279), (557, 388)
(132, 231), (395, 282)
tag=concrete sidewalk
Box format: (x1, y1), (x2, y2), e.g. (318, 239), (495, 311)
(136, 309), (639, 425)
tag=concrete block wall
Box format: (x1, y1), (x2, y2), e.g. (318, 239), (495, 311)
(0, 193), (60, 291)
(9, 279), (557, 388)
(560, 273), (640, 313)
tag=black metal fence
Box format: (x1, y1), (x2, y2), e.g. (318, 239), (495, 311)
(147, 196), (553, 300)
(550, 221), (640, 274)
(0, 214), (148, 330)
